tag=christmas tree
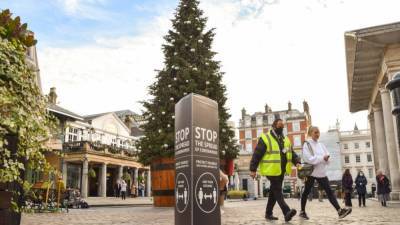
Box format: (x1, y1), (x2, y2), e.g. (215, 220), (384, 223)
(137, 0), (239, 166)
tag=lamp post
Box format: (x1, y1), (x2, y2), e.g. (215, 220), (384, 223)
(386, 72), (400, 200)
(386, 72), (400, 147)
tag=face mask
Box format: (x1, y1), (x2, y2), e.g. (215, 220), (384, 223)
(275, 127), (284, 135)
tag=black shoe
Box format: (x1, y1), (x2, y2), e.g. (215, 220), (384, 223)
(299, 211), (309, 220)
(285, 209), (297, 222)
(338, 208), (352, 219)
(265, 215), (278, 220)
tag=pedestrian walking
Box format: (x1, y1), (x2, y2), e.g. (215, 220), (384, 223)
(250, 119), (300, 222)
(355, 171), (367, 207)
(376, 170), (391, 207)
(131, 183), (137, 198)
(121, 180), (127, 200)
(219, 170), (229, 206)
(139, 181), (145, 197)
(342, 169), (353, 208)
(299, 126), (352, 220)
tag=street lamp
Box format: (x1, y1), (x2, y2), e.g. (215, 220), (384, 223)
(386, 72), (400, 147)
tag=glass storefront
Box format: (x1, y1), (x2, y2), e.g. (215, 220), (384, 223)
(67, 163), (81, 189)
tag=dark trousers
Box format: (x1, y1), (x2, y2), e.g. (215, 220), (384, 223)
(344, 190), (352, 207)
(121, 191), (126, 200)
(358, 193), (366, 206)
(265, 175), (290, 216)
(301, 176), (340, 212)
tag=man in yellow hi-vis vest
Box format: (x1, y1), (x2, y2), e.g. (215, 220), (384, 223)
(250, 119), (301, 222)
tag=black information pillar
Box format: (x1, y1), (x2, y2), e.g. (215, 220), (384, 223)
(175, 93), (220, 225)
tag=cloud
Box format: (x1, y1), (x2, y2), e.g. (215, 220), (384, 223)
(56, 0), (112, 20)
(38, 0), (400, 132)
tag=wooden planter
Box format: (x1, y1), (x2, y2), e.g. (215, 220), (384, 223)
(151, 157), (175, 207)
(0, 190), (21, 225)
(0, 191), (12, 209)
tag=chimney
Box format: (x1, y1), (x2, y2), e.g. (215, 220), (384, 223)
(49, 87), (57, 105)
(124, 115), (133, 129)
(241, 108), (246, 119)
(288, 101), (292, 111)
(303, 100), (309, 113)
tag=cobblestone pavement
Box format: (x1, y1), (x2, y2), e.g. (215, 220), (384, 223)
(21, 199), (400, 225)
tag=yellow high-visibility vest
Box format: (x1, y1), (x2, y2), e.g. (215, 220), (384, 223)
(258, 131), (293, 176)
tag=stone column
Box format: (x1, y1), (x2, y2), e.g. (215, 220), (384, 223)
(373, 106), (390, 177)
(62, 161), (68, 188)
(368, 113), (380, 170)
(146, 170), (151, 197)
(229, 176), (234, 189)
(253, 179), (258, 198)
(101, 163), (107, 197)
(97, 165), (102, 196)
(81, 158), (89, 198)
(258, 178), (263, 198)
(381, 88), (400, 200)
(118, 165), (123, 180)
(134, 168), (139, 196)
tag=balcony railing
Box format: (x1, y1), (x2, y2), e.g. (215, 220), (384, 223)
(63, 141), (138, 158)
(340, 130), (370, 136)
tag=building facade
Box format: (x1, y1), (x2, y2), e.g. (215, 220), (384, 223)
(37, 88), (150, 198)
(236, 101), (312, 197)
(339, 126), (376, 194)
(345, 22), (400, 200)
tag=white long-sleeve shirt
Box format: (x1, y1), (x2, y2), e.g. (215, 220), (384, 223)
(302, 138), (330, 178)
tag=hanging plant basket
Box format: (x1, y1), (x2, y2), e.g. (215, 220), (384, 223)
(88, 168), (96, 178)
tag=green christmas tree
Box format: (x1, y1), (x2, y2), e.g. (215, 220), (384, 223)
(138, 0), (239, 165)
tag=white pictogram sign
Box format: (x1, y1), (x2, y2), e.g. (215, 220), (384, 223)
(176, 173), (189, 213)
(195, 172), (218, 213)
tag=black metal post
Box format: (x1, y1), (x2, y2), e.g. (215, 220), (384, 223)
(386, 72), (400, 149)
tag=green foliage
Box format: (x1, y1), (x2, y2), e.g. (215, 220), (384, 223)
(0, 10), (57, 211)
(122, 172), (131, 182)
(227, 190), (249, 199)
(137, 0), (239, 165)
(0, 9), (37, 48)
(88, 168), (96, 178)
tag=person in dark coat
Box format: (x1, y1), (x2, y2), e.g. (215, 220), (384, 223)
(342, 169), (353, 208)
(376, 170), (391, 207)
(355, 171), (367, 207)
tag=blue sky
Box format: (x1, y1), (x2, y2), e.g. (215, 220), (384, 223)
(0, 0), (177, 47)
(2, 0), (400, 132)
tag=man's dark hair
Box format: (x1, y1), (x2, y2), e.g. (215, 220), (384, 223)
(272, 118), (283, 128)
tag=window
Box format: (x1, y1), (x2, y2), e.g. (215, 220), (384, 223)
(246, 142), (252, 152)
(293, 121), (300, 132)
(245, 117), (251, 127)
(344, 155), (350, 164)
(356, 154), (361, 163)
(343, 143), (348, 150)
(366, 142), (371, 148)
(367, 154), (372, 162)
(368, 168), (373, 179)
(67, 164), (81, 189)
(111, 138), (117, 147)
(256, 116), (263, 126)
(67, 127), (78, 142)
(256, 128), (263, 137)
(268, 115), (274, 124)
(293, 135), (302, 147)
(242, 179), (248, 191)
(245, 130), (252, 139)
(354, 142), (359, 149)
